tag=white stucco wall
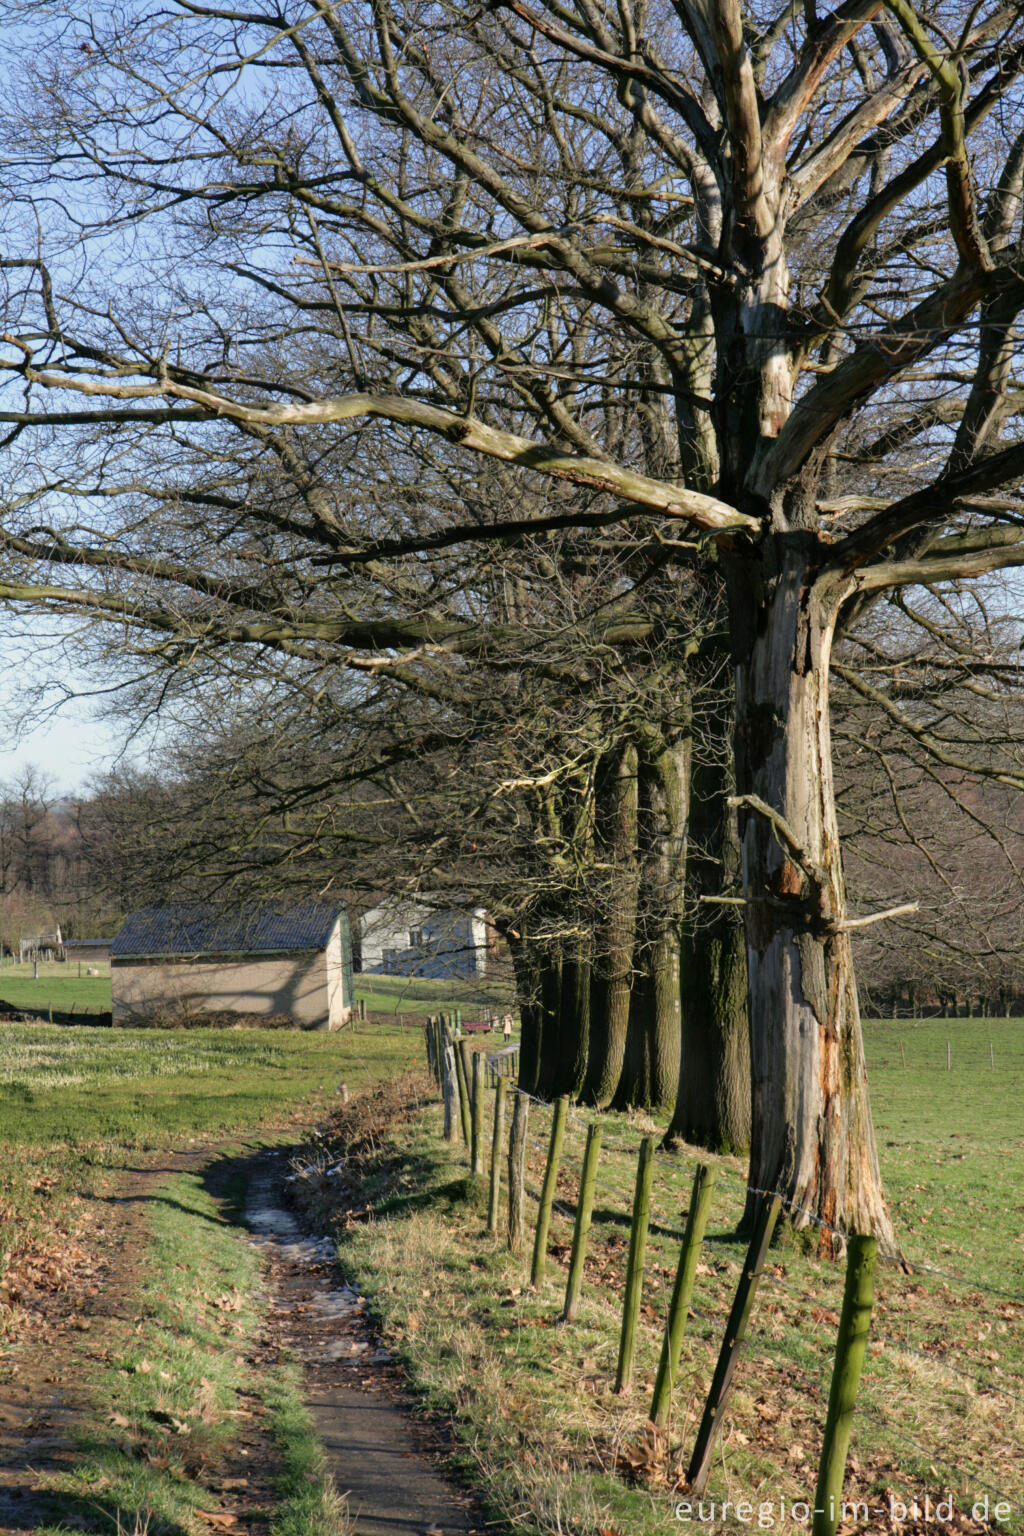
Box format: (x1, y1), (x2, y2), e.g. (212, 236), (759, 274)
(360, 899), (488, 975)
(324, 918), (351, 1028)
(112, 951), (338, 1028)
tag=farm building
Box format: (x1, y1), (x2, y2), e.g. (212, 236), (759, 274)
(64, 938), (113, 966)
(110, 902), (353, 1028)
(19, 928), (63, 963)
(359, 897), (491, 979)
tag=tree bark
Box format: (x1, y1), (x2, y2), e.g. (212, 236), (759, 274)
(672, 915), (750, 1153)
(668, 715), (751, 1153)
(509, 933), (543, 1097)
(729, 549), (895, 1248)
(580, 742), (639, 1105)
(553, 940), (589, 1097)
(535, 946), (563, 1099)
(611, 734), (688, 1111)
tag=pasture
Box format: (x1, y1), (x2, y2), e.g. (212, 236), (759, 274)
(324, 1015), (1024, 1535)
(0, 1011), (1019, 1535)
(0, 959), (112, 1024)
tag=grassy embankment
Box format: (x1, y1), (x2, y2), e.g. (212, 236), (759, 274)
(0, 1015), (418, 1535)
(316, 1016), (1024, 1536)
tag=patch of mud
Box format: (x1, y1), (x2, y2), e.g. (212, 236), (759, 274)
(246, 1151), (478, 1536)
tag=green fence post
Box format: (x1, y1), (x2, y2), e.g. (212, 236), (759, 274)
(471, 1049), (484, 1176)
(615, 1136), (655, 1392)
(686, 1192), (782, 1494)
(507, 1092), (529, 1255)
(650, 1163), (717, 1426)
(488, 1077), (507, 1235)
(812, 1236), (878, 1536)
(562, 1123), (603, 1324)
(455, 1038), (472, 1145)
(531, 1095), (569, 1287)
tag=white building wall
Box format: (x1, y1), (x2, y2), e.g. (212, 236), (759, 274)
(112, 952), (337, 1028)
(324, 918), (351, 1028)
(360, 899), (489, 976)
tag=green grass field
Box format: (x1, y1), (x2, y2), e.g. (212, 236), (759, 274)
(323, 1015), (1024, 1536)
(1, 1009), (1019, 1535)
(0, 962), (514, 1026)
(355, 970), (516, 1018)
(0, 960), (112, 1022)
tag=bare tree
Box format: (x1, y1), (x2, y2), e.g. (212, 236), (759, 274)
(3, 0), (1024, 1242)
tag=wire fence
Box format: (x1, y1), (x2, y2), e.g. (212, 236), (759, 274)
(418, 1018), (1023, 1531)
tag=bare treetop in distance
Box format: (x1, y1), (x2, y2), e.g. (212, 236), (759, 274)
(1, 0), (1024, 1246)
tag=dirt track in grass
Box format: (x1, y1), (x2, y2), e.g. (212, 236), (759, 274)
(0, 1136), (483, 1536)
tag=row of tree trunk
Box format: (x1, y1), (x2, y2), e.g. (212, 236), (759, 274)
(508, 723), (751, 1155)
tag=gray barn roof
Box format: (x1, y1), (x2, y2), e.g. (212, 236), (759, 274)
(111, 902), (344, 959)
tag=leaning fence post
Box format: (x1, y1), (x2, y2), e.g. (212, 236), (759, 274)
(615, 1135), (655, 1392)
(471, 1050), (484, 1176)
(441, 1037), (458, 1142)
(531, 1095), (569, 1287)
(562, 1123), (602, 1324)
(455, 1038), (472, 1146)
(650, 1162), (717, 1427)
(506, 1092), (529, 1255)
(488, 1077), (507, 1235)
(686, 1191), (782, 1494)
(812, 1235), (878, 1536)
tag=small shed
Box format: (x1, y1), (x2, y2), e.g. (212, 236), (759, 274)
(110, 902), (353, 1029)
(64, 938), (113, 966)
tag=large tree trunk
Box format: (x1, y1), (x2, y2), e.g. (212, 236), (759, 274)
(534, 946), (562, 1099)
(553, 939), (590, 1097)
(729, 550), (895, 1248)
(675, 916), (749, 1151)
(509, 933), (543, 1096)
(667, 706), (750, 1152)
(612, 733), (689, 1111)
(580, 743), (639, 1105)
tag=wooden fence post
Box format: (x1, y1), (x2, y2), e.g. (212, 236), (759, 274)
(686, 1192), (782, 1494)
(562, 1123), (602, 1324)
(471, 1050), (484, 1176)
(615, 1136), (655, 1393)
(899, 1039), (906, 1069)
(531, 1095), (569, 1287)
(506, 1092), (529, 1254)
(455, 1038), (472, 1146)
(812, 1236), (878, 1536)
(488, 1078), (507, 1235)
(650, 1163), (717, 1427)
(425, 1018), (436, 1078)
(441, 1037), (458, 1143)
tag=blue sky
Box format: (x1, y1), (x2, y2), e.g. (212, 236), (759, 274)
(0, 694), (130, 793)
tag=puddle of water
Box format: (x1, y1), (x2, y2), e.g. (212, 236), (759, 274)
(243, 1163), (390, 1361)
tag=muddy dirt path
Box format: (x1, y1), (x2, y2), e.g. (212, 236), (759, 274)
(0, 1143), (482, 1536)
(244, 1149), (477, 1536)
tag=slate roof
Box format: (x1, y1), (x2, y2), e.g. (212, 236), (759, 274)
(111, 902), (343, 959)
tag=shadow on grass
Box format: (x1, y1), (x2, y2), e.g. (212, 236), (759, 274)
(0, 1481), (193, 1536)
